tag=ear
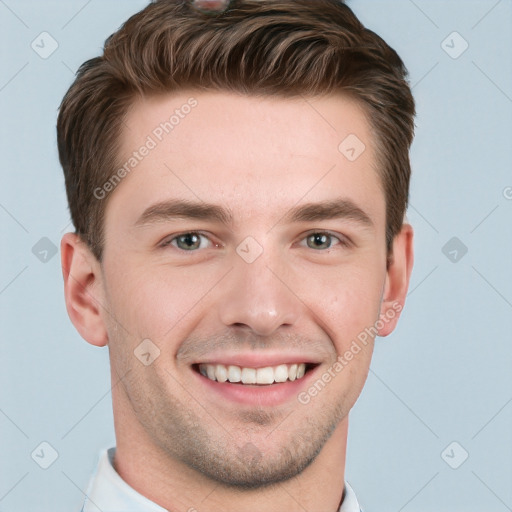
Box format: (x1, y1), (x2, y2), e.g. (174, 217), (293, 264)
(378, 223), (414, 337)
(61, 233), (108, 347)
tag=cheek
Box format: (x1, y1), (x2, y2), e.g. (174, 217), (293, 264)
(300, 263), (381, 407)
(295, 259), (385, 349)
(103, 260), (225, 342)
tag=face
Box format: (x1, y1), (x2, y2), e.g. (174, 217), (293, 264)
(92, 91), (397, 487)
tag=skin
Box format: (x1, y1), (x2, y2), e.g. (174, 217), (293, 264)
(61, 91), (413, 512)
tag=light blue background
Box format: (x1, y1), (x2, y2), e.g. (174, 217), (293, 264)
(1, 1), (511, 511)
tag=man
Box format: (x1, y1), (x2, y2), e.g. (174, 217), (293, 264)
(58, 0), (415, 510)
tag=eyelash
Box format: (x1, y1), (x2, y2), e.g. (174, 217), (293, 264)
(160, 231), (351, 251)
(160, 231), (215, 250)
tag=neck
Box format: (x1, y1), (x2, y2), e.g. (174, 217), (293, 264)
(114, 409), (348, 512)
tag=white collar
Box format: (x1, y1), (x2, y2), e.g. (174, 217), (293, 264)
(83, 448), (362, 512)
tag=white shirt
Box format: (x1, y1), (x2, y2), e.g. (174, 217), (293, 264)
(82, 448), (362, 512)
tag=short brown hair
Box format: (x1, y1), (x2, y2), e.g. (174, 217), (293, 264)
(57, 0), (415, 261)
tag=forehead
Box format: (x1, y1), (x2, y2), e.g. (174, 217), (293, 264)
(109, 90), (384, 228)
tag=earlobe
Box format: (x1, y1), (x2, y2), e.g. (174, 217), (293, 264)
(61, 233), (109, 347)
(378, 223), (414, 337)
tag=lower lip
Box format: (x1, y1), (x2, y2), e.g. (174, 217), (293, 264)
(192, 366), (319, 407)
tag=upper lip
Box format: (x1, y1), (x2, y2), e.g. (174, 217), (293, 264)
(192, 352), (321, 368)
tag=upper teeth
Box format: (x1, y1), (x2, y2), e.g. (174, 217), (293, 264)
(199, 363), (307, 385)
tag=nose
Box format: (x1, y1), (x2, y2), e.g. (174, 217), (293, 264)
(217, 249), (302, 336)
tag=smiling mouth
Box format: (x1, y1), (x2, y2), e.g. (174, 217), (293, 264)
(194, 363), (317, 386)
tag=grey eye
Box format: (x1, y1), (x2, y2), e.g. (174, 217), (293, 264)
(306, 233), (335, 250)
(174, 233), (203, 250)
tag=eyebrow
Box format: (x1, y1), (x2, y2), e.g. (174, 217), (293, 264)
(134, 198), (373, 229)
(135, 199), (233, 227)
(283, 199), (374, 228)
